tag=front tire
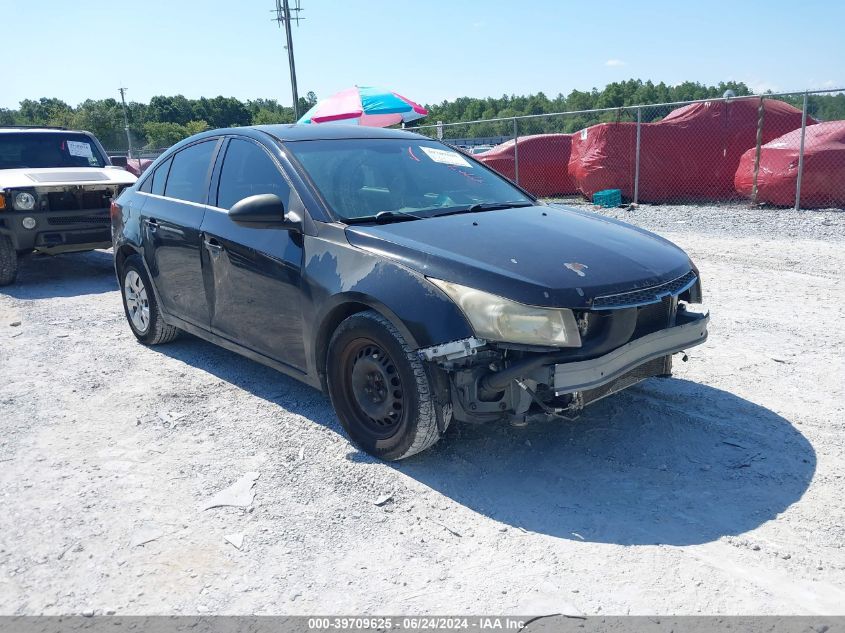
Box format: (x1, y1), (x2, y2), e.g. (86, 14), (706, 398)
(326, 310), (450, 460)
(119, 254), (179, 345)
(0, 236), (18, 286)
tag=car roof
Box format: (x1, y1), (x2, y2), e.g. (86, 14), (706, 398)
(255, 124), (427, 141)
(150, 124), (436, 161)
(207, 124), (428, 143)
(0, 127), (89, 134)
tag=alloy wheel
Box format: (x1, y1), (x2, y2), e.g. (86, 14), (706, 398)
(124, 270), (150, 334)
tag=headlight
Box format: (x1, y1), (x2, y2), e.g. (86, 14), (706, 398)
(14, 192), (36, 211)
(428, 278), (581, 347)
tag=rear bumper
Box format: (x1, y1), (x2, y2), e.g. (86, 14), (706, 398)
(553, 310), (709, 395)
(0, 209), (112, 253)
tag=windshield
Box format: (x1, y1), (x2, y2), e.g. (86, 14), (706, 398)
(286, 138), (532, 222)
(0, 132), (108, 169)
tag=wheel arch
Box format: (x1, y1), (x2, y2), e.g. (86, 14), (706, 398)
(114, 244), (168, 318)
(314, 294), (421, 385)
(114, 243), (140, 274)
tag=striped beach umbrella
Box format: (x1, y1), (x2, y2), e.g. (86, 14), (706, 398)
(297, 86), (428, 127)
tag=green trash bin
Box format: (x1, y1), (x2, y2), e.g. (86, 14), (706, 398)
(593, 189), (622, 207)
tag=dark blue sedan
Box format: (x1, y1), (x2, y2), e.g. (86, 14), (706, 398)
(111, 125), (708, 460)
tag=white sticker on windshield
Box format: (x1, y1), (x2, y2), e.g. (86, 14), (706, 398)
(67, 140), (94, 158)
(420, 146), (472, 168)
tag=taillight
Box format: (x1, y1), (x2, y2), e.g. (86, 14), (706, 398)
(0, 193), (6, 211)
(110, 200), (122, 220)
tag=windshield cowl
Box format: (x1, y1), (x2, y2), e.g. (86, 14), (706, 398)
(428, 201), (535, 218)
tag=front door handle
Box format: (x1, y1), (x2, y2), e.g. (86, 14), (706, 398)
(204, 237), (223, 253)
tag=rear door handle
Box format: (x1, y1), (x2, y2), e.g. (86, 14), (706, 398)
(144, 218), (158, 231)
(204, 237), (223, 253)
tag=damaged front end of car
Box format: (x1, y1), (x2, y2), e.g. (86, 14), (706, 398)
(420, 271), (708, 426)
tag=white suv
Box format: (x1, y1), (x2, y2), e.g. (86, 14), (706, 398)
(0, 127), (137, 285)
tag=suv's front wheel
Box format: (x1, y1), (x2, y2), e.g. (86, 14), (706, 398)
(0, 236), (18, 286)
(119, 254), (179, 345)
(326, 310), (450, 460)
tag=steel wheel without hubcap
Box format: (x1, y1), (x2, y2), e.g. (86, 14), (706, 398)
(123, 270), (150, 334)
(345, 339), (405, 439)
(327, 310), (446, 460)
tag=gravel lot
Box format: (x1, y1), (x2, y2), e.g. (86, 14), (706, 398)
(1, 203), (844, 616)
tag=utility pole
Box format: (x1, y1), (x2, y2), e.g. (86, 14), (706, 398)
(118, 87), (134, 160)
(273, 0), (303, 119)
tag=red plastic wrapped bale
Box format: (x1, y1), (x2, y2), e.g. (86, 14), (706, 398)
(734, 121), (845, 208)
(476, 133), (577, 197)
(568, 99), (812, 203)
(568, 122), (637, 200)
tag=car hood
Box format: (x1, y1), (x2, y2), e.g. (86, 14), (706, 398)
(0, 166), (137, 190)
(344, 204), (694, 308)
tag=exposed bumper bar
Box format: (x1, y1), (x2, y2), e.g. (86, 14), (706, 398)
(553, 311), (709, 394)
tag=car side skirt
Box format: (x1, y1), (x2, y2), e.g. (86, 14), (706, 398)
(161, 312), (322, 391)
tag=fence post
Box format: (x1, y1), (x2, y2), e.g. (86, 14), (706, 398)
(794, 92), (809, 211)
(750, 96), (766, 206)
(633, 107), (642, 206)
(512, 117), (519, 185)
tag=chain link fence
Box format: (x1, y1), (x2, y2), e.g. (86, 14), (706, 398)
(410, 89), (845, 210)
(105, 147), (168, 160)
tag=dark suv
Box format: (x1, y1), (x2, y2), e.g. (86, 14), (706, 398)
(0, 127), (137, 285)
(112, 125), (708, 460)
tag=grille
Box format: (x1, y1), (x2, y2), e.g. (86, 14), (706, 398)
(36, 228), (110, 247)
(46, 189), (111, 212)
(82, 190), (110, 209)
(47, 191), (81, 211)
(592, 270), (697, 308)
(581, 356), (669, 406)
(633, 296), (674, 339)
(47, 214), (110, 226)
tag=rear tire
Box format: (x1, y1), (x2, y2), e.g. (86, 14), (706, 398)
(326, 310), (450, 460)
(119, 254), (179, 345)
(0, 236), (18, 286)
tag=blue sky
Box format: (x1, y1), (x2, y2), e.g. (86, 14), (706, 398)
(2, 0), (843, 109)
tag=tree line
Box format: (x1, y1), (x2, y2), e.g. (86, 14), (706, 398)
(420, 80), (845, 139)
(2, 80), (843, 151)
(0, 92), (319, 151)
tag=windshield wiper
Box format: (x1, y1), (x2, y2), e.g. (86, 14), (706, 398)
(430, 201), (534, 218)
(344, 210), (424, 225)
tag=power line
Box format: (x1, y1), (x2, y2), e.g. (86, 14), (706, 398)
(273, 0), (303, 119)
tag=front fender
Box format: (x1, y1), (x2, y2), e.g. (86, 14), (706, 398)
(304, 234), (473, 365)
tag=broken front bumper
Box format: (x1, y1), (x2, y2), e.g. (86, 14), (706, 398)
(553, 310), (709, 395)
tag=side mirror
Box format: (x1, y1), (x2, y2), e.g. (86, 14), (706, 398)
(228, 193), (301, 231)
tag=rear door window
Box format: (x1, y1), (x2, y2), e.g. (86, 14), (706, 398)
(164, 140), (217, 204)
(139, 174), (153, 193)
(150, 157), (172, 196)
(216, 139), (291, 210)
